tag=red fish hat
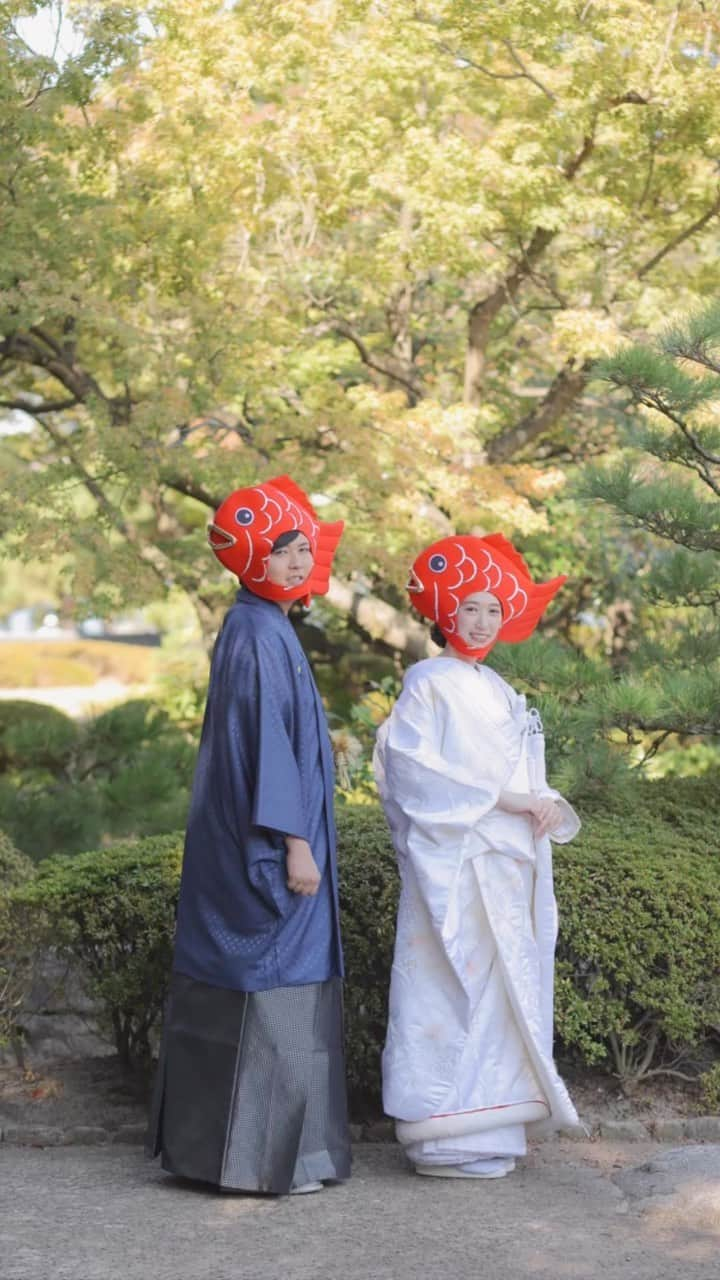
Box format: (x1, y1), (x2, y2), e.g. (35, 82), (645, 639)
(208, 475), (344, 606)
(408, 534), (566, 660)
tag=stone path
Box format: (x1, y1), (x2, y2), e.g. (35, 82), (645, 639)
(2, 1141), (719, 1280)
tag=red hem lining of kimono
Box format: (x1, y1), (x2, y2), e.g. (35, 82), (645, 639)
(430, 1098), (549, 1120)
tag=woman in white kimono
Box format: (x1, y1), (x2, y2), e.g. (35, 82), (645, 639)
(374, 533), (581, 1179)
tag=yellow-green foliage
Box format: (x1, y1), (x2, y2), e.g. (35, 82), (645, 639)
(0, 641), (155, 689)
(4, 0), (720, 619)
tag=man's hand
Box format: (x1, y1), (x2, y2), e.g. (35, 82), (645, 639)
(285, 837), (322, 896)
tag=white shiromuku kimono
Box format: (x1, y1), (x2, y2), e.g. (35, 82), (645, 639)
(374, 656), (581, 1168)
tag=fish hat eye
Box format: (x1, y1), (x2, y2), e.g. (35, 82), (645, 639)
(429, 553), (447, 573)
(235, 507), (254, 526)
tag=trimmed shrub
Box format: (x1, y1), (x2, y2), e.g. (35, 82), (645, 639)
(15, 834), (183, 1067)
(554, 797), (720, 1084)
(0, 829), (36, 1050)
(336, 805), (398, 1112)
(83, 699), (174, 766)
(9, 781), (720, 1105)
(0, 828), (34, 888)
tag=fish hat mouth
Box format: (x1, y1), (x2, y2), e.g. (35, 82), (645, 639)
(208, 474), (344, 605)
(207, 523), (237, 552)
(408, 533), (567, 660)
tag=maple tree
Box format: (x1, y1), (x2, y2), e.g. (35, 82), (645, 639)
(2, 0), (720, 663)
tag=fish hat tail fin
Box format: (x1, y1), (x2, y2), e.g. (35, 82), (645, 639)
(304, 520), (345, 601)
(481, 533), (533, 581)
(267, 474), (319, 519)
(500, 574), (567, 643)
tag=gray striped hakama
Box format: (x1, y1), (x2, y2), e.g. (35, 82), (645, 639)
(146, 973), (351, 1194)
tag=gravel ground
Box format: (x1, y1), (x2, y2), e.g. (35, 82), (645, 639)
(2, 1141), (719, 1280)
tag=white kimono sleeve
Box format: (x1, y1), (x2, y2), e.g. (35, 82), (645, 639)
(374, 677), (520, 846)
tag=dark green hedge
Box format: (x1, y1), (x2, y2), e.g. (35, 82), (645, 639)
(0, 829), (37, 1048)
(15, 834), (182, 1066)
(8, 779), (720, 1106)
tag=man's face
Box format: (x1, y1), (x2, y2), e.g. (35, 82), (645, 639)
(267, 533), (314, 589)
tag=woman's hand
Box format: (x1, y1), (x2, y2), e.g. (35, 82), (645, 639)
(498, 791), (563, 838)
(285, 837), (322, 896)
(527, 795), (563, 839)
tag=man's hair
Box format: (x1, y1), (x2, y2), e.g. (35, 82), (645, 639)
(271, 529), (303, 552)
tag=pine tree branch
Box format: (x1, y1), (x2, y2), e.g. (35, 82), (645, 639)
(613, 713), (720, 736)
(631, 390), (720, 475)
(617, 510), (720, 553)
(666, 345), (720, 379)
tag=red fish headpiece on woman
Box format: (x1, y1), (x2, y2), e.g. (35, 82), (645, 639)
(208, 475), (344, 606)
(408, 534), (566, 660)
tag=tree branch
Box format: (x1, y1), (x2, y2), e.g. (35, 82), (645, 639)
(636, 191), (720, 279)
(435, 37), (555, 100)
(464, 227), (556, 405)
(0, 395), (79, 414)
(325, 577), (434, 660)
(501, 39), (556, 101)
(631, 389), (720, 472)
(485, 361), (591, 462)
(0, 331), (129, 423)
(464, 129), (595, 406)
(318, 316), (423, 402)
(436, 40), (527, 84)
(161, 473), (222, 509)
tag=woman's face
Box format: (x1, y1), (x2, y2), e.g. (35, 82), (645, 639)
(267, 533), (314, 589)
(456, 591), (503, 648)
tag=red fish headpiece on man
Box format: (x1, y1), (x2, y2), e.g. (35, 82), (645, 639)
(208, 474), (344, 606)
(408, 533), (566, 660)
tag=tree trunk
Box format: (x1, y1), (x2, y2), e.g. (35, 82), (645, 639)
(463, 228), (555, 405)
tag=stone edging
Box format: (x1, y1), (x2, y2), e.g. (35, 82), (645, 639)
(560, 1116), (720, 1142)
(2, 1116), (720, 1147)
(0, 1122), (148, 1146)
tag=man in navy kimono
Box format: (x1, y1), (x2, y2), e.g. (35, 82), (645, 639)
(147, 476), (350, 1194)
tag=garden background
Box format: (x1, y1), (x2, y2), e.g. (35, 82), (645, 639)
(1, 0), (719, 1119)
